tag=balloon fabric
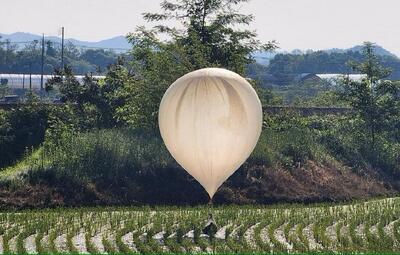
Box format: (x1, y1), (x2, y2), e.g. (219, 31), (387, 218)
(159, 68), (263, 199)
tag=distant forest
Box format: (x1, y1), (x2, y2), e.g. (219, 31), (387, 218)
(0, 38), (120, 75)
(2, 37), (400, 87)
(248, 50), (400, 85)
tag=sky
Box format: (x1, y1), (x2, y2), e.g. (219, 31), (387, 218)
(1, 0), (400, 55)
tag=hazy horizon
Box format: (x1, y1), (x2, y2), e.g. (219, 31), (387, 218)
(1, 0), (400, 55)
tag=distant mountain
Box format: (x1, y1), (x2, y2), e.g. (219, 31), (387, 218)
(1, 32), (397, 61)
(253, 44), (398, 67)
(325, 45), (397, 58)
(0, 32), (131, 50)
(252, 51), (277, 65)
(285, 45), (398, 58)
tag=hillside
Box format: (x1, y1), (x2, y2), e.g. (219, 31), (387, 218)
(326, 44), (397, 57)
(0, 111), (398, 209)
(0, 159), (394, 209)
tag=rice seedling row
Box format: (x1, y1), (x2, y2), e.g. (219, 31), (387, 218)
(0, 197), (399, 254)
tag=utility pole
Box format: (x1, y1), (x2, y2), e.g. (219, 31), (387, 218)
(61, 27), (65, 71)
(29, 63), (32, 91)
(5, 41), (10, 73)
(41, 34), (45, 90)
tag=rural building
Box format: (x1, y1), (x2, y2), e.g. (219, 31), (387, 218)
(296, 73), (367, 85)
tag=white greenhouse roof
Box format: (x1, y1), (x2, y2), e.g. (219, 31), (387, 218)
(316, 74), (366, 82)
(0, 74), (105, 89)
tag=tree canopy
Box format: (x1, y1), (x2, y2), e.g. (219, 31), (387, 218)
(130, 0), (276, 75)
(115, 0), (277, 130)
(339, 42), (400, 174)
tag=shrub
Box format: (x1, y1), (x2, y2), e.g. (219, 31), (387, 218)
(254, 113), (317, 168)
(0, 105), (49, 168)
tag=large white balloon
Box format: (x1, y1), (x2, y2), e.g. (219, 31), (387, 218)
(159, 68), (263, 199)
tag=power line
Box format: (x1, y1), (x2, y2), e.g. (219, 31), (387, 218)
(0, 39), (130, 52)
(0, 41), (35, 44)
(61, 27), (64, 70)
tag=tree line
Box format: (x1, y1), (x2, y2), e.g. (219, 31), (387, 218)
(0, 38), (119, 75)
(263, 50), (400, 85)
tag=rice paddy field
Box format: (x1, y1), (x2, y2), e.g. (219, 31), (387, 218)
(0, 197), (400, 254)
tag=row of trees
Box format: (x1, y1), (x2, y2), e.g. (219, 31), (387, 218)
(0, 38), (119, 75)
(266, 50), (400, 85)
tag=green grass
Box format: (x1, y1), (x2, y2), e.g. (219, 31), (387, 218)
(0, 147), (45, 180)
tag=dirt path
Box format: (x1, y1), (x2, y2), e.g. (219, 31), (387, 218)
(303, 224), (322, 251)
(0, 236), (3, 254)
(91, 233), (104, 253)
(72, 232), (87, 253)
(325, 221), (338, 251)
(260, 225), (272, 249)
(244, 223), (260, 250)
(55, 233), (68, 253)
(8, 235), (18, 253)
(274, 223), (293, 252)
(24, 234), (37, 254)
(122, 231), (137, 252)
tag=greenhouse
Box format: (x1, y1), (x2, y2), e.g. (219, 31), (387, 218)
(0, 74), (105, 90)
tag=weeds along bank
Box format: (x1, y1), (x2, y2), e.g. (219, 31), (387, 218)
(0, 111), (397, 208)
(0, 197), (399, 254)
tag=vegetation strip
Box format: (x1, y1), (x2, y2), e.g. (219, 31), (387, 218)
(0, 197), (398, 253)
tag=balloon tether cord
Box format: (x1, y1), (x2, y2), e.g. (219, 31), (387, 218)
(208, 197), (214, 217)
(208, 197), (215, 254)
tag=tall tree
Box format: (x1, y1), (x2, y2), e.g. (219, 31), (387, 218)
(341, 42), (400, 151)
(120, 0), (276, 130)
(130, 0), (276, 75)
